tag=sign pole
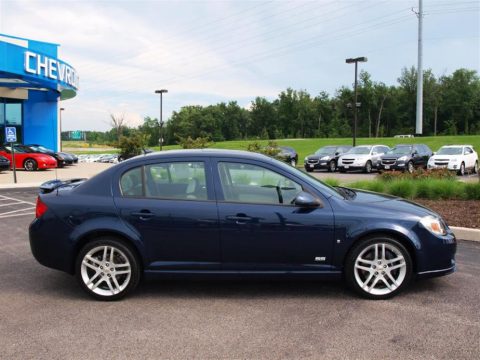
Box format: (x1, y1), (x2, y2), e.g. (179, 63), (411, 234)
(11, 142), (17, 184)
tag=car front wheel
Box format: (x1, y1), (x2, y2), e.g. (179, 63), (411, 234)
(328, 160), (336, 172)
(24, 158), (38, 171)
(76, 238), (141, 301)
(458, 162), (465, 176)
(407, 161), (414, 174)
(474, 161), (478, 174)
(345, 236), (412, 299)
(290, 158), (297, 167)
(364, 160), (372, 173)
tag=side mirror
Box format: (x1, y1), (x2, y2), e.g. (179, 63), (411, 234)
(335, 152), (340, 156)
(293, 191), (321, 208)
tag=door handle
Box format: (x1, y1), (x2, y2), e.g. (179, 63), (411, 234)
(226, 215), (252, 224)
(131, 210), (154, 220)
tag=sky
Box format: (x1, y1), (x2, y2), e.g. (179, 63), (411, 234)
(0, 0), (478, 131)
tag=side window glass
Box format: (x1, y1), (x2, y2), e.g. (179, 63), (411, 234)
(218, 162), (302, 205)
(120, 167), (143, 197)
(144, 162), (207, 200)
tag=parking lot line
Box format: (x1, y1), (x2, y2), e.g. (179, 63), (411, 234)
(0, 195), (36, 206)
(0, 212), (34, 219)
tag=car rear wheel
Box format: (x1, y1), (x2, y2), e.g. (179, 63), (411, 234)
(458, 162), (465, 176)
(76, 238), (141, 301)
(364, 161), (372, 173)
(328, 160), (336, 172)
(24, 158), (38, 171)
(345, 236), (412, 299)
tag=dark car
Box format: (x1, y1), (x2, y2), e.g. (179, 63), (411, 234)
(0, 155), (10, 172)
(29, 149), (456, 301)
(304, 145), (352, 172)
(277, 146), (298, 167)
(58, 152), (75, 165)
(23, 144), (66, 168)
(379, 144), (433, 173)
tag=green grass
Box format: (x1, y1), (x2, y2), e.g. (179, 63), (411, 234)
(160, 135), (480, 161)
(347, 178), (480, 200)
(63, 135), (480, 158)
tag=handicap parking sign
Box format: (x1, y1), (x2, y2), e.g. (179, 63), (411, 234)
(5, 127), (17, 142)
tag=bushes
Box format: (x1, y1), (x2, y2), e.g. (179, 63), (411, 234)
(377, 168), (457, 181)
(323, 178), (340, 187)
(347, 178), (480, 200)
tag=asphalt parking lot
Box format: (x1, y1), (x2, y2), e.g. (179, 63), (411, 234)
(0, 188), (479, 359)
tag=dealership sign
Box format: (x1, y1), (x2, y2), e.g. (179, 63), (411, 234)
(24, 50), (79, 89)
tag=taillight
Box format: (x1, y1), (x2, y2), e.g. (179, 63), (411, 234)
(35, 196), (48, 218)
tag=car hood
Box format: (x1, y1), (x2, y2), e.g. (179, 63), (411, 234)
(306, 154), (333, 160)
(429, 155), (459, 161)
(381, 153), (411, 160)
(340, 154), (370, 160)
(341, 188), (440, 219)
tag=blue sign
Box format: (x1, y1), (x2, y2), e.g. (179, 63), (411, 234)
(5, 127), (17, 142)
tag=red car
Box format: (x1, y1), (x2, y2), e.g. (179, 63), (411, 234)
(0, 145), (57, 171)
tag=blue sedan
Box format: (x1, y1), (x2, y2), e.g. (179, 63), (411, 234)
(29, 149), (456, 300)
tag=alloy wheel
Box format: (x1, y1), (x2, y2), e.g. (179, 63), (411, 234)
(24, 159), (37, 171)
(329, 161), (336, 172)
(365, 161), (372, 173)
(80, 245), (132, 297)
(407, 161), (414, 174)
(353, 242), (407, 296)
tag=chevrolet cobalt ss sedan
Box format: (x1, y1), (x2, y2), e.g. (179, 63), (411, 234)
(30, 150), (456, 301)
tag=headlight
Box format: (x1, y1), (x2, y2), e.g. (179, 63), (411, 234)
(398, 156), (408, 161)
(320, 156), (330, 160)
(420, 215), (447, 236)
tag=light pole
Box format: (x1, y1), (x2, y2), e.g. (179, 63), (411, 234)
(154, 89), (168, 150)
(345, 57), (367, 147)
(59, 107), (65, 151)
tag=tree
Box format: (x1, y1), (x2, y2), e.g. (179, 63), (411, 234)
(110, 112), (127, 141)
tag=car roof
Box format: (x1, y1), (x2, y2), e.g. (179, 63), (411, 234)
(141, 148), (272, 161)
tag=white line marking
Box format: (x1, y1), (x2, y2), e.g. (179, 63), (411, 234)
(0, 195), (36, 206)
(0, 207), (35, 216)
(0, 202), (22, 207)
(0, 212), (34, 219)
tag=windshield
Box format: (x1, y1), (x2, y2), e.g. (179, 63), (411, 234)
(4, 145), (25, 153)
(346, 146), (371, 155)
(386, 146), (412, 155)
(437, 147), (463, 155)
(315, 146), (336, 155)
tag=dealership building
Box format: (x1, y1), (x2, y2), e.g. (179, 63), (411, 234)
(0, 33), (78, 151)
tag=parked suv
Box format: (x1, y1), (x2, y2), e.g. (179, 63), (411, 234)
(428, 145), (478, 176)
(304, 145), (352, 172)
(379, 144), (433, 173)
(337, 145), (390, 173)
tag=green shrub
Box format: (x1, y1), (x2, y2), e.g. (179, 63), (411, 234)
(464, 182), (480, 200)
(415, 180), (435, 199)
(377, 168), (456, 182)
(323, 178), (340, 187)
(387, 180), (416, 199)
(178, 136), (212, 149)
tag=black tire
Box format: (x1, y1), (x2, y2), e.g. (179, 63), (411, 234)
(344, 235), (413, 300)
(407, 161), (414, 174)
(364, 160), (372, 174)
(474, 161), (478, 174)
(290, 158), (297, 167)
(75, 237), (141, 301)
(328, 160), (336, 172)
(24, 158), (38, 171)
(458, 162), (465, 176)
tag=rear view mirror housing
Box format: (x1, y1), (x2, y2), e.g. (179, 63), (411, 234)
(294, 191), (321, 208)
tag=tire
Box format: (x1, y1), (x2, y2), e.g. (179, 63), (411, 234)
(305, 168), (313, 173)
(474, 161), (478, 174)
(457, 162), (465, 176)
(290, 158), (297, 167)
(24, 158), (38, 171)
(364, 160), (372, 174)
(345, 235), (412, 300)
(328, 160), (336, 173)
(75, 238), (141, 301)
(407, 161), (414, 174)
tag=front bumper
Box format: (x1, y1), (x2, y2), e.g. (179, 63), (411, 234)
(378, 162), (406, 171)
(304, 161), (330, 170)
(0, 163), (10, 171)
(427, 163), (459, 171)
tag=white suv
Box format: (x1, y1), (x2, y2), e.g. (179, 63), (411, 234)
(428, 145), (478, 176)
(337, 145), (390, 173)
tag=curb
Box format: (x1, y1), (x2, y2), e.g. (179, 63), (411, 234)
(451, 227), (480, 243)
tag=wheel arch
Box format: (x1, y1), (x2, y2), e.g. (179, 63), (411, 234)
(72, 230), (144, 275)
(345, 230), (418, 273)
